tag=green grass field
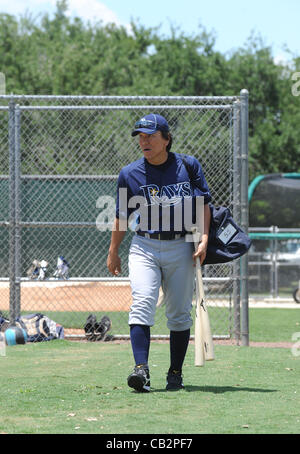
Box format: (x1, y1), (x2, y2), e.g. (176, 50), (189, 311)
(1, 308), (300, 435)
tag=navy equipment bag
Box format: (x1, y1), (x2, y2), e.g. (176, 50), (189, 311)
(182, 157), (252, 265)
(203, 204), (252, 265)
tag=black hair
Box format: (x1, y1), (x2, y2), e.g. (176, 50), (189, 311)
(161, 130), (172, 152)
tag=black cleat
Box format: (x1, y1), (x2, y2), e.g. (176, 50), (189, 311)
(127, 365), (150, 392)
(166, 369), (184, 391)
(84, 314), (97, 341)
(94, 316), (112, 341)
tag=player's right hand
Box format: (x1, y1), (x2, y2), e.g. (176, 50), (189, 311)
(107, 251), (121, 276)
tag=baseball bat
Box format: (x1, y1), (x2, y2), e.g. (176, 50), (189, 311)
(194, 270), (205, 366)
(192, 228), (215, 366)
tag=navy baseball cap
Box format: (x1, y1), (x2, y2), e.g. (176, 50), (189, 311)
(131, 113), (169, 137)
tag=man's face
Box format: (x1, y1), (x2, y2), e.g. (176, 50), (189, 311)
(138, 131), (169, 164)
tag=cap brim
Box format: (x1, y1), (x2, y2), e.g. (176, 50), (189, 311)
(131, 128), (157, 137)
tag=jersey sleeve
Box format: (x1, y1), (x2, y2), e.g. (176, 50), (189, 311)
(115, 168), (137, 220)
(115, 169), (128, 219)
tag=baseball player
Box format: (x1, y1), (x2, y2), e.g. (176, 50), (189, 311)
(107, 113), (211, 392)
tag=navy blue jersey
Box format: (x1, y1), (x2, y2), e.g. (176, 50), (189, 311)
(116, 151), (211, 234)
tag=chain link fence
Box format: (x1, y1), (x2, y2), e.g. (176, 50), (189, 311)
(0, 93), (249, 343)
(249, 232), (300, 299)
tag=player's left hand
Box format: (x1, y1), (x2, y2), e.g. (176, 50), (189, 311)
(193, 241), (207, 265)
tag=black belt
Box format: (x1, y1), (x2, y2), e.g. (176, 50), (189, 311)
(136, 231), (185, 240)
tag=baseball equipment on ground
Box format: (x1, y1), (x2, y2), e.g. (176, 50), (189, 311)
(84, 314), (112, 341)
(293, 284), (300, 303)
(0, 312), (64, 343)
(84, 314), (97, 340)
(26, 259), (49, 280)
(192, 227), (215, 366)
(0, 332), (6, 356)
(94, 315), (112, 341)
(53, 256), (69, 279)
(5, 326), (28, 346)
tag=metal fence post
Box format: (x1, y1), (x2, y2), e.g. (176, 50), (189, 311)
(240, 89), (249, 346)
(8, 100), (16, 324)
(14, 105), (21, 319)
(233, 100), (241, 343)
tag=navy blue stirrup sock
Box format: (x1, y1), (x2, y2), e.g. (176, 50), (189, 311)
(130, 325), (151, 366)
(169, 329), (190, 372)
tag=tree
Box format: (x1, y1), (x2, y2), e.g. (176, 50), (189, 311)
(0, 3), (299, 180)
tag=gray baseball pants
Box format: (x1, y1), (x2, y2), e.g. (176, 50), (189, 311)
(128, 234), (194, 331)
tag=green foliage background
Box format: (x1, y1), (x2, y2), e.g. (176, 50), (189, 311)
(0, 0), (300, 182)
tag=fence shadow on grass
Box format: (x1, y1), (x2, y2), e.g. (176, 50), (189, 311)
(184, 385), (277, 393)
(151, 385), (277, 393)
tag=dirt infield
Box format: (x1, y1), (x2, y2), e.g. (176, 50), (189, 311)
(1, 280), (298, 313)
(0, 281), (133, 312)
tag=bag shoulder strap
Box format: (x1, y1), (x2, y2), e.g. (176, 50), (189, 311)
(181, 156), (213, 208)
(181, 156), (194, 182)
